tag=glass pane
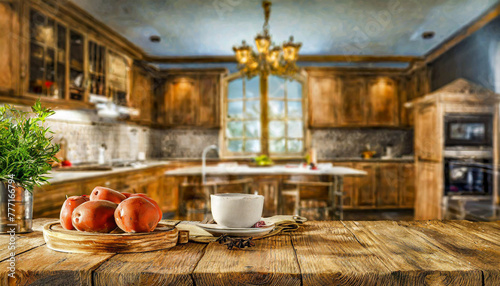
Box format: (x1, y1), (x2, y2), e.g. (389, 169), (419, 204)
(287, 140), (303, 153)
(245, 140), (261, 153)
(269, 120), (285, 138)
(244, 100), (260, 119)
(227, 101), (243, 119)
(227, 121), (243, 138)
(269, 75), (285, 98)
(287, 80), (302, 99)
(268, 100), (285, 119)
(270, 139), (286, 153)
(30, 9), (46, 43)
(246, 76), (260, 98)
(228, 79), (243, 99)
(288, 121), (303, 138)
(287, 101), (302, 118)
(46, 48), (55, 82)
(46, 18), (55, 47)
(29, 43), (44, 94)
(228, 140), (243, 152)
(245, 121), (261, 138)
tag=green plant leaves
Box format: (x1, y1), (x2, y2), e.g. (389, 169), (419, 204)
(0, 99), (60, 190)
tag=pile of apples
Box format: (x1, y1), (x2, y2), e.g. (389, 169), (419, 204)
(60, 186), (162, 233)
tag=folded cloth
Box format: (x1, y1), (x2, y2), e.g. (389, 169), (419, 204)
(166, 215), (307, 243)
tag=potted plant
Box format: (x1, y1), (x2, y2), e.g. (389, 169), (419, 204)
(0, 100), (60, 233)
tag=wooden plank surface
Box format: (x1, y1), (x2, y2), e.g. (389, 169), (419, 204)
(343, 220), (482, 285)
(2, 219), (500, 285)
(445, 220), (500, 246)
(93, 243), (207, 285)
(0, 219), (55, 262)
(290, 221), (393, 285)
(0, 244), (114, 285)
(399, 220), (500, 286)
(192, 234), (301, 286)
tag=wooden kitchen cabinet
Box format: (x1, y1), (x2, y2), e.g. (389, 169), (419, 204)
(308, 72), (401, 127)
(162, 71), (223, 128)
(414, 104), (441, 161)
(415, 161), (443, 220)
(353, 163), (376, 207)
(308, 75), (340, 127)
(367, 77), (398, 126)
(399, 163), (415, 208)
(376, 163), (400, 207)
(166, 76), (198, 126)
(339, 77), (365, 126)
(198, 75), (220, 127)
(131, 65), (153, 125)
(0, 1), (19, 96)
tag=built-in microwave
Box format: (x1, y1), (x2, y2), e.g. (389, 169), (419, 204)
(444, 114), (493, 147)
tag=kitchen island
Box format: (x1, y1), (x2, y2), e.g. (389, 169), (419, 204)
(3, 219), (500, 285)
(166, 164), (366, 217)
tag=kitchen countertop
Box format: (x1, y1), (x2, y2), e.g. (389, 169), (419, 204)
(44, 156), (414, 185)
(156, 157), (415, 163)
(165, 165), (367, 176)
(47, 161), (172, 184)
(7, 219), (500, 285)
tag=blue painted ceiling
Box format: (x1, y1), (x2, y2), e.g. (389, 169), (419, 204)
(72, 0), (499, 57)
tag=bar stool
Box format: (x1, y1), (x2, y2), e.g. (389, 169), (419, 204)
(178, 178), (253, 220)
(281, 180), (343, 220)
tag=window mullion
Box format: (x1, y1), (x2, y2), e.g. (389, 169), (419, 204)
(260, 74), (269, 155)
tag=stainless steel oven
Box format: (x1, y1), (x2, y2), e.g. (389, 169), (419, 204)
(444, 157), (493, 196)
(444, 114), (493, 147)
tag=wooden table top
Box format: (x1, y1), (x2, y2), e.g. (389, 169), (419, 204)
(2, 219), (500, 285)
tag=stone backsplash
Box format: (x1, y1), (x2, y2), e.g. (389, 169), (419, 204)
(150, 128), (220, 159)
(42, 109), (413, 162)
(312, 128), (414, 159)
(45, 110), (150, 164)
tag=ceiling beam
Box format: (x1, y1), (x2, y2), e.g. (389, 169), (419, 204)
(145, 54), (422, 64)
(425, 2), (500, 64)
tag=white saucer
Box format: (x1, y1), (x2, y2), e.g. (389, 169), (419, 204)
(196, 222), (275, 237)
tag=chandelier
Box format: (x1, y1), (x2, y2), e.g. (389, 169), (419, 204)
(232, 1), (302, 78)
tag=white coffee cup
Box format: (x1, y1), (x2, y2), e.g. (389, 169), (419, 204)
(210, 193), (264, 228)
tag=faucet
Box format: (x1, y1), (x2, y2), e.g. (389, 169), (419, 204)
(202, 145), (219, 184)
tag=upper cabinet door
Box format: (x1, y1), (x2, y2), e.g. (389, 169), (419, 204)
(308, 76), (340, 127)
(0, 2), (18, 95)
(339, 76), (366, 126)
(367, 77), (398, 126)
(166, 76), (198, 126)
(131, 66), (152, 125)
(198, 75), (220, 128)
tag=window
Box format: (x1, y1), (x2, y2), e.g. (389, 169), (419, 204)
(223, 74), (305, 157)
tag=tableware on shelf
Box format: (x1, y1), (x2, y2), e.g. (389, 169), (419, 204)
(210, 193), (264, 228)
(197, 221), (275, 237)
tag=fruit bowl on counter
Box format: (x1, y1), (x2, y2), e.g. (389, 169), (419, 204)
(249, 155), (274, 167)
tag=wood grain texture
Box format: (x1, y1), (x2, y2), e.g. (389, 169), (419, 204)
(290, 220), (392, 285)
(399, 220), (500, 285)
(446, 221), (500, 245)
(43, 222), (183, 254)
(0, 243), (114, 286)
(7, 219), (500, 285)
(93, 243), (207, 286)
(344, 220), (482, 285)
(192, 234), (301, 286)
